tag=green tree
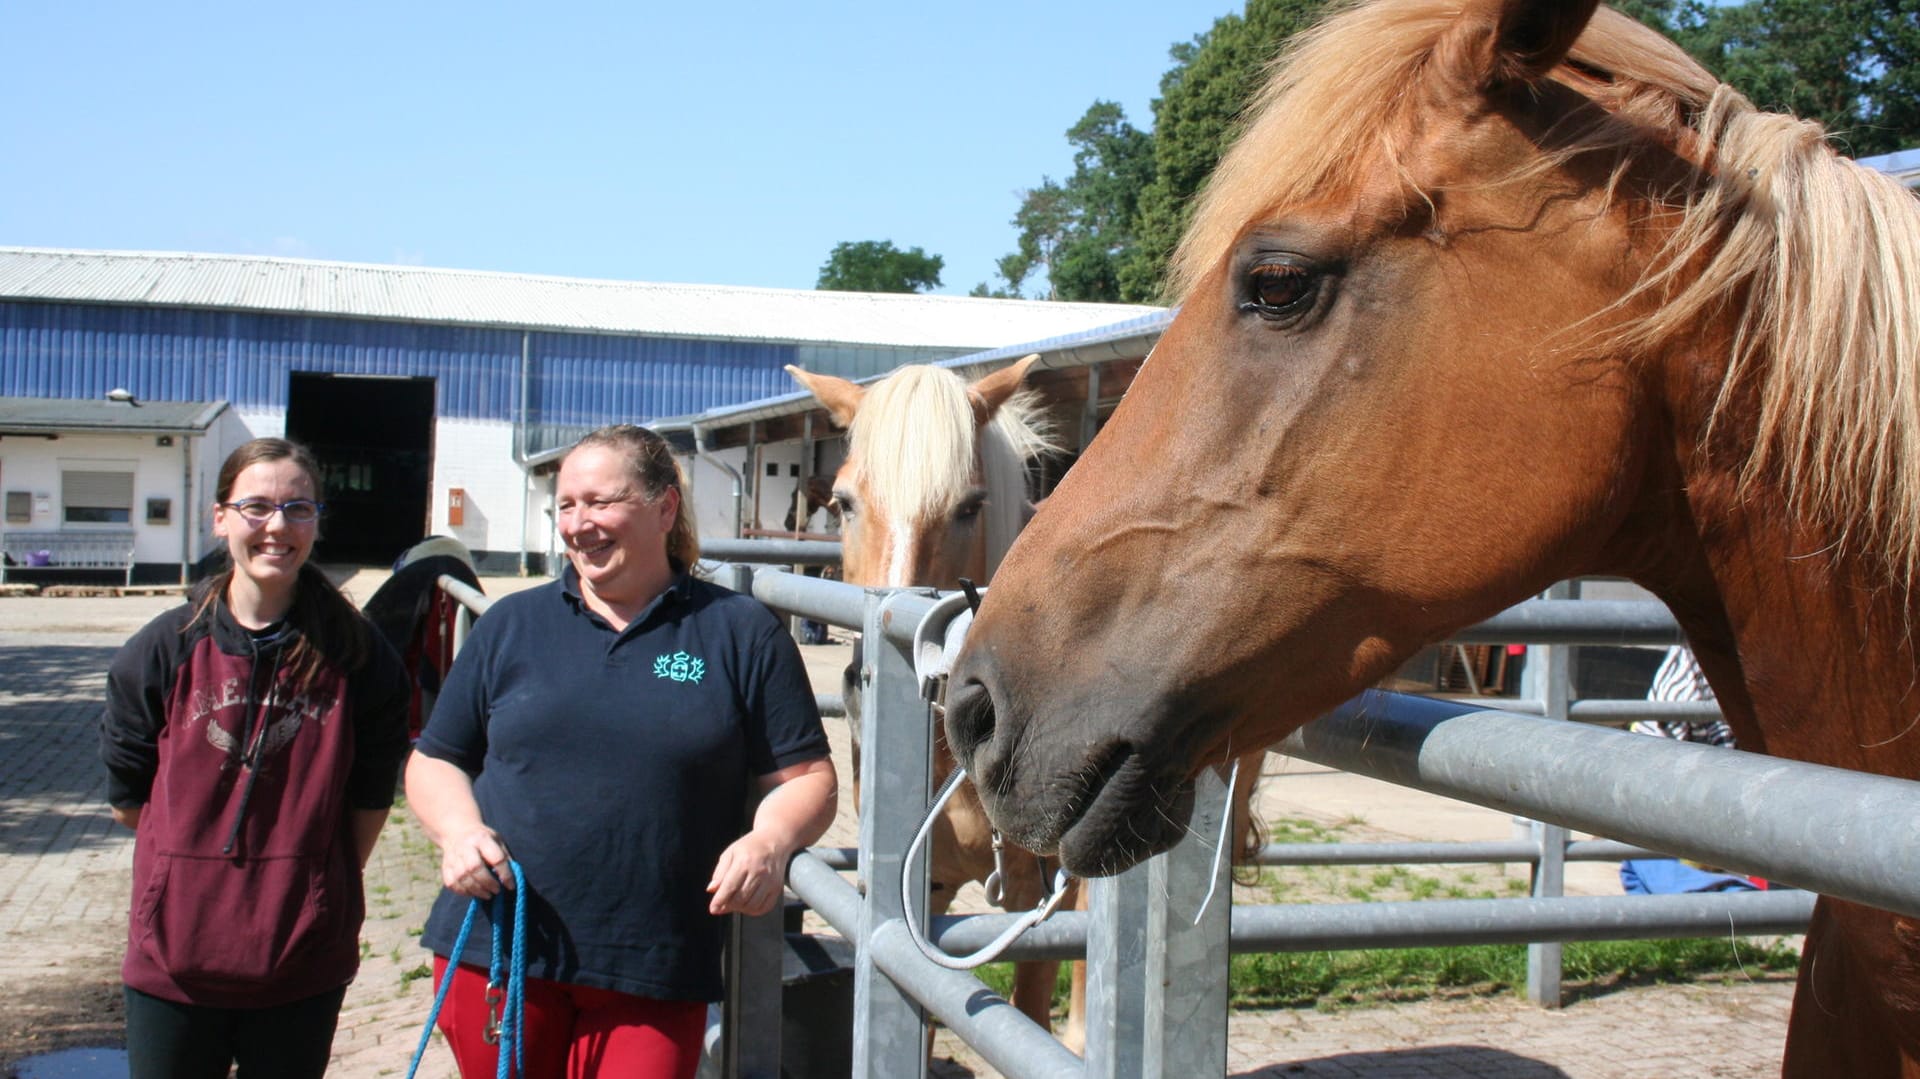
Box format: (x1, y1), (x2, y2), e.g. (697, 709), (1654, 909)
(1126, 0), (1332, 302)
(985, 102), (1157, 302)
(1689, 0), (1920, 156)
(815, 240), (944, 293)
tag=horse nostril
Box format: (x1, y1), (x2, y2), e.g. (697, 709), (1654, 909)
(943, 676), (996, 768)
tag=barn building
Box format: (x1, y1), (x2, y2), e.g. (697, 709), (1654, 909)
(0, 246), (1159, 581)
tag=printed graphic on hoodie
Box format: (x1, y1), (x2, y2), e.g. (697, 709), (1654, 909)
(184, 678), (336, 773)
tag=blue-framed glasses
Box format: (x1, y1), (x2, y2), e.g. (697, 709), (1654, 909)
(222, 499), (325, 524)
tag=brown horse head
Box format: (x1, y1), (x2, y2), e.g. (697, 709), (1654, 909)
(947, 0), (1920, 893)
(786, 357), (1049, 590)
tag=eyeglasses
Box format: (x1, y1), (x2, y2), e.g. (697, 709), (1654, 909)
(222, 499), (325, 524)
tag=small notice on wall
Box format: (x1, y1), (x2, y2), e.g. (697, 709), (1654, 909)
(33, 494), (50, 518)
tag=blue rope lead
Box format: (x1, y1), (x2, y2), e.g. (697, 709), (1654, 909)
(407, 859), (529, 1079)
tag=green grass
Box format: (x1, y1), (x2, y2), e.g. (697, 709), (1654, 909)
(964, 815), (1800, 1013)
(1230, 936), (1800, 1009)
(971, 936), (1798, 1013)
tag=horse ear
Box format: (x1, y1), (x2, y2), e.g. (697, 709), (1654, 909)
(785, 364), (864, 429)
(967, 354), (1039, 427)
(1448, 0), (1599, 89)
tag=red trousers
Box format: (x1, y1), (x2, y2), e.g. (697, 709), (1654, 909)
(431, 957), (705, 1079)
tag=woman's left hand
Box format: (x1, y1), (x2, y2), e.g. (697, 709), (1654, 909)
(706, 830), (787, 916)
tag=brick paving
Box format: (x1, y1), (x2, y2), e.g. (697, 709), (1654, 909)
(0, 596), (1800, 1078)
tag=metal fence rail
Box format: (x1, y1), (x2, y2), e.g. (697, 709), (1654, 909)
(434, 546), (1920, 1078)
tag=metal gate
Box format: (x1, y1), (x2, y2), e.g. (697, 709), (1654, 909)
(439, 548), (1920, 1079)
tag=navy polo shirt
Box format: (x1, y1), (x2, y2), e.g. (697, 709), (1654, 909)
(416, 565), (828, 1002)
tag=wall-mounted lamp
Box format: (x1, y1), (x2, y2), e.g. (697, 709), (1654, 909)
(106, 388), (141, 407)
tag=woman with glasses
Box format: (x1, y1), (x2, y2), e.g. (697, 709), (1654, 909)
(101, 436), (411, 1079)
(406, 424), (836, 1079)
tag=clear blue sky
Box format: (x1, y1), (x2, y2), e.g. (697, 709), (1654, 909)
(1, 1), (1239, 297)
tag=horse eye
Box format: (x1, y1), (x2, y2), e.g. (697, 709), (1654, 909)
(833, 493), (857, 519)
(955, 498), (985, 523)
(1241, 263), (1316, 320)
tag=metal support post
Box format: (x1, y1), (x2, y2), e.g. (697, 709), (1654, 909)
(852, 588), (933, 1079)
(706, 562), (784, 1077)
(1085, 766), (1232, 1079)
(721, 899), (784, 1077)
(1527, 580), (1574, 1007)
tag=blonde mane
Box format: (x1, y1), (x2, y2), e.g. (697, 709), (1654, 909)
(849, 365), (1055, 574)
(1173, 0), (1920, 582)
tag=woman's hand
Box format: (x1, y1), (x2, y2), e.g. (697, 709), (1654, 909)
(441, 825), (515, 899)
(706, 830), (787, 916)
(707, 757), (838, 916)
(405, 750), (513, 899)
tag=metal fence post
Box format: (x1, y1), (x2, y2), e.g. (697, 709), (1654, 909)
(852, 587), (932, 1079)
(708, 562), (785, 1077)
(1527, 580), (1574, 1007)
(1085, 766), (1232, 1079)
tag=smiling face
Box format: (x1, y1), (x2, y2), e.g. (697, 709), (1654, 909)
(556, 443), (679, 608)
(213, 458), (320, 596)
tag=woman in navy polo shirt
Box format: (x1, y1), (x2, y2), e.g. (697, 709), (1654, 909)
(405, 424), (837, 1079)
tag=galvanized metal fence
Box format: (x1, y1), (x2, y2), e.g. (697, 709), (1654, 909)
(435, 548), (1920, 1079)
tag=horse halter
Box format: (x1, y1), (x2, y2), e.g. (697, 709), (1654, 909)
(898, 582), (1074, 969)
(898, 581), (1241, 969)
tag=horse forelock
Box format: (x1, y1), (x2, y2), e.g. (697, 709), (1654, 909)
(1175, 0), (1920, 585)
(850, 366), (981, 523)
(848, 366), (1054, 572)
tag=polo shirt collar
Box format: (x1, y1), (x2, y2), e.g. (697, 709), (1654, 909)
(559, 561), (694, 636)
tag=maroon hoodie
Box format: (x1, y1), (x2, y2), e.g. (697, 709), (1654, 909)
(101, 589), (409, 1008)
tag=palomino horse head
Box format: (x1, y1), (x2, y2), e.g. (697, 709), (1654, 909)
(948, 0), (1920, 891)
(786, 357), (1050, 590)
(787, 357), (1071, 1030)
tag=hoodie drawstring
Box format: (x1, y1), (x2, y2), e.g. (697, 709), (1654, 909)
(222, 634), (287, 857)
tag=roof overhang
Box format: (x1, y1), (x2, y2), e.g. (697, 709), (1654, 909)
(657, 310), (1173, 452)
(0, 398), (229, 438)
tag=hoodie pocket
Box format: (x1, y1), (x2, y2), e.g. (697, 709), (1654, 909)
(137, 852), (330, 989)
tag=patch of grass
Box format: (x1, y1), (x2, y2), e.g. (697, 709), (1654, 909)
(1229, 937), (1800, 1009)
(962, 813), (1801, 1016)
(400, 963), (434, 988)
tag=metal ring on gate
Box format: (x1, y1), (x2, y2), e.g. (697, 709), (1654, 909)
(900, 768), (1074, 970)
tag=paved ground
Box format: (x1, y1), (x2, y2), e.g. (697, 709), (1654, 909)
(0, 578), (1799, 1078)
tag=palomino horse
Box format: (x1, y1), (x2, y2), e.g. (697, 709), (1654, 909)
(790, 357), (1270, 1047)
(946, 0), (1920, 1073)
(784, 357), (1071, 1032)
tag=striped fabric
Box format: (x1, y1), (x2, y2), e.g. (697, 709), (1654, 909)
(1631, 645), (1736, 747)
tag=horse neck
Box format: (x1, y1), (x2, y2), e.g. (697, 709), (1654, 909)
(1663, 470), (1920, 779)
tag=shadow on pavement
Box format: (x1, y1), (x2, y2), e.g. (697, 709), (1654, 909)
(1233, 1046), (1571, 1076)
(0, 644), (123, 858)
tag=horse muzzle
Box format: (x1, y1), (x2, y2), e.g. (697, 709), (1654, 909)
(944, 664), (1196, 877)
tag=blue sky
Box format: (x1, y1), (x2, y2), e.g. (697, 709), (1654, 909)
(1, 2), (1239, 297)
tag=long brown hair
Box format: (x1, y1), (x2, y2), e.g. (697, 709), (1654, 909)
(190, 437), (370, 691)
(566, 425), (700, 567)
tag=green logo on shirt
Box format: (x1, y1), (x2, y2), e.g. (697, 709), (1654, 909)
(653, 651), (706, 684)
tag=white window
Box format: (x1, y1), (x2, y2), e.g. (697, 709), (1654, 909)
(62, 470), (134, 525)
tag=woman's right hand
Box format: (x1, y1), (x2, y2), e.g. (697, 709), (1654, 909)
(440, 826), (516, 898)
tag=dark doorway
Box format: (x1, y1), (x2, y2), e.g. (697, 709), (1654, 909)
(286, 373), (435, 565)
